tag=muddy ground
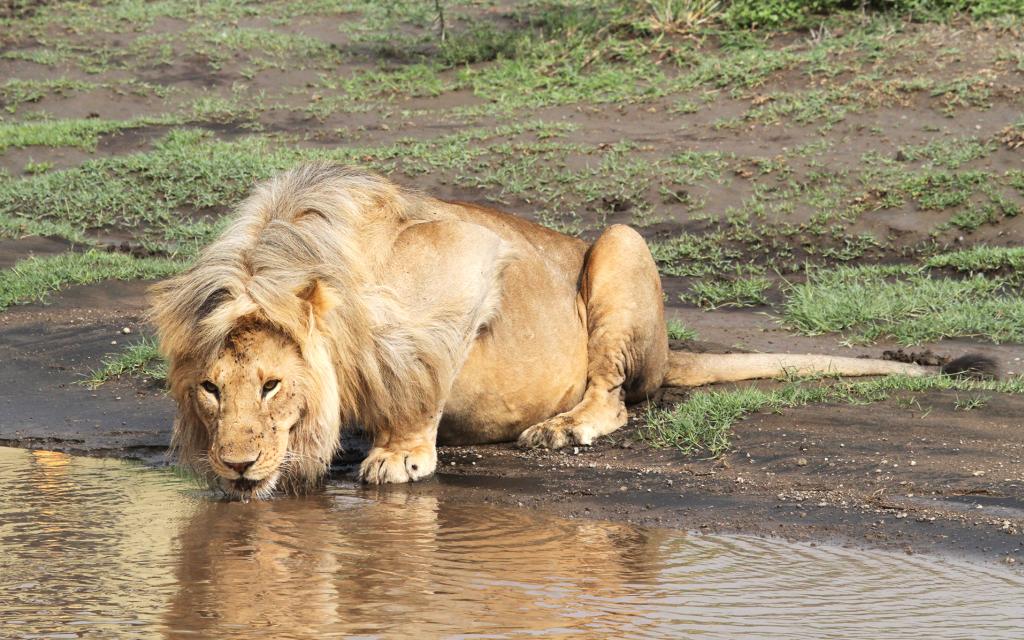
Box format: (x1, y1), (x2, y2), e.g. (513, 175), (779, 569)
(2, 274), (1022, 570)
(1, 1), (1024, 571)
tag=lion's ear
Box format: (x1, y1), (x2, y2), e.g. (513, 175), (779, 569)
(297, 279), (339, 323)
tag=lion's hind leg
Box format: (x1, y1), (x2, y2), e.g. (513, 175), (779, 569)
(518, 225), (668, 449)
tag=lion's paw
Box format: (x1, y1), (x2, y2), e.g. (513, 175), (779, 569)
(358, 444), (437, 484)
(517, 415), (591, 449)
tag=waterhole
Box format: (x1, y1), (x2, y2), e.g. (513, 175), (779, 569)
(1, 446), (1022, 639)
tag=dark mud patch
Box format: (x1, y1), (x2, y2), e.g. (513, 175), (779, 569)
(0, 235), (73, 269)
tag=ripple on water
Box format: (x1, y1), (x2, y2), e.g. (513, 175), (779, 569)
(0, 446), (1022, 640)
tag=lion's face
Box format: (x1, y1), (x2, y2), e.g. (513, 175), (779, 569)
(194, 323), (308, 498)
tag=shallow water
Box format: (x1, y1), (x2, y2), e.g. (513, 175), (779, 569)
(1, 447), (1022, 639)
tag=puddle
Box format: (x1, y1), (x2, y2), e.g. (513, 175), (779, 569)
(1, 446), (1022, 639)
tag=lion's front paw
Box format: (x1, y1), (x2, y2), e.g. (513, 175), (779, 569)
(358, 443), (437, 484)
(517, 415), (589, 449)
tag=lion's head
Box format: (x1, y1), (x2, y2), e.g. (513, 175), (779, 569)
(158, 276), (344, 499)
(178, 319), (316, 497)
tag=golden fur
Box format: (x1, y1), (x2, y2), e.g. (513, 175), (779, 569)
(152, 163), (938, 496)
(151, 165), (488, 495)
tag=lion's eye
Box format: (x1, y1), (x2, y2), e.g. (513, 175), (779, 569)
(200, 381), (219, 397)
(262, 379), (281, 398)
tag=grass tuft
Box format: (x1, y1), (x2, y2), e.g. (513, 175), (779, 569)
(0, 118), (154, 152)
(686, 276), (770, 309)
(925, 245), (1024, 272)
(667, 318), (698, 341)
(84, 337), (167, 388)
(641, 374), (1024, 455)
(0, 250), (184, 312)
(780, 264), (1024, 345)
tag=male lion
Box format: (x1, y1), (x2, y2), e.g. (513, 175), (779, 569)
(150, 163), (986, 497)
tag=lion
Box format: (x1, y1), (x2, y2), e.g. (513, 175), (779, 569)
(150, 163), (990, 497)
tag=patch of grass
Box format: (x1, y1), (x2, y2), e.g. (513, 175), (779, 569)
(22, 160), (52, 174)
(0, 250), (184, 312)
(0, 128), (282, 251)
(746, 87), (858, 126)
(641, 373), (1024, 455)
(188, 25), (344, 72)
(953, 393), (990, 411)
(925, 245), (1024, 272)
(946, 202), (999, 231)
(0, 122), (591, 249)
(903, 170), (989, 210)
(0, 78), (97, 113)
(686, 275), (771, 309)
(84, 337), (167, 388)
(667, 318), (698, 341)
(781, 264), (1024, 345)
(0, 211), (86, 242)
(898, 136), (994, 170)
(645, 0), (724, 33)
(0, 118), (158, 152)
(650, 231), (754, 277)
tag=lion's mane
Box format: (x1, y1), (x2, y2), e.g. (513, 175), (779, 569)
(150, 163), (467, 489)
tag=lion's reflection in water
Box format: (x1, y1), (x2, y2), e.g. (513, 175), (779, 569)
(3, 448), (1024, 640)
(162, 488), (668, 639)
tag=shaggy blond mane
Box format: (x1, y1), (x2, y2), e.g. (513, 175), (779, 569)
(150, 163), (469, 488)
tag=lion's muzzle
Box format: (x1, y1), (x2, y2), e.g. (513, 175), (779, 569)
(221, 452), (260, 477)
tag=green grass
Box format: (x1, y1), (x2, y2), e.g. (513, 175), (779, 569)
(0, 118), (160, 152)
(0, 122), (589, 250)
(84, 336), (167, 388)
(925, 245), (1024, 272)
(0, 129), (279, 252)
(0, 78), (97, 113)
(0, 250), (184, 311)
(641, 373), (1024, 455)
(686, 276), (771, 309)
(898, 136), (994, 170)
(780, 264), (1024, 345)
(667, 318), (698, 341)
(650, 232), (754, 278)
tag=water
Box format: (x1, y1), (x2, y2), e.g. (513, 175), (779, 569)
(1, 447), (1022, 639)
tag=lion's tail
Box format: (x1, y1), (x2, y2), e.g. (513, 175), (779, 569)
(663, 351), (996, 387)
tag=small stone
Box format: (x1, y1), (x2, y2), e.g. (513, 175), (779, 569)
(910, 460), (917, 466)
(619, 485), (628, 492)
(797, 458), (808, 467)
(972, 470), (986, 477)
(121, 327), (132, 334)
(110, 340), (117, 345)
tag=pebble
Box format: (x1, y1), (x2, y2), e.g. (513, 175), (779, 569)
(797, 458), (808, 467)
(121, 327), (131, 334)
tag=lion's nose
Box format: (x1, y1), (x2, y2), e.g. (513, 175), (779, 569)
(221, 453), (259, 476)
